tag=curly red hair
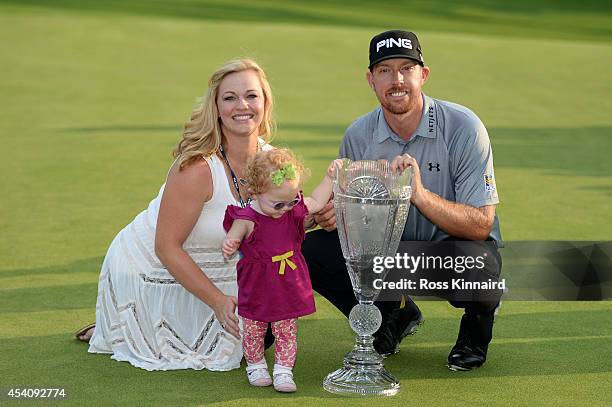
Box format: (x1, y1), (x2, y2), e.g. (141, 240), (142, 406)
(245, 148), (309, 195)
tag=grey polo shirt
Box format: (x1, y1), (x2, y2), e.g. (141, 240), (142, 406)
(339, 93), (502, 242)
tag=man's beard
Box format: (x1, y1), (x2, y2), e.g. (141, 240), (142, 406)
(380, 88), (412, 115)
(382, 99), (411, 115)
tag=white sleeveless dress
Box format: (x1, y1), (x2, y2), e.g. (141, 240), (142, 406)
(88, 154), (243, 371)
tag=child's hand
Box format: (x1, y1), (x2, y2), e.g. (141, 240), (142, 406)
(222, 238), (241, 260)
(326, 159), (344, 179)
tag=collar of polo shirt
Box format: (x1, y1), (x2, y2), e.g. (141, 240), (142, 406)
(375, 93), (438, 144)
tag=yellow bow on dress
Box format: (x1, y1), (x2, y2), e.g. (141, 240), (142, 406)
(271, 251), (298, 275)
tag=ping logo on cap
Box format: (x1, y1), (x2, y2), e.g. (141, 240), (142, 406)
(369, 30), (424, 68)
(376, 38), (413, 53)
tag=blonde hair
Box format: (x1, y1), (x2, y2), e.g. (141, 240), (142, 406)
(245, 148), (309, 195)
(173, 58), (275, 169)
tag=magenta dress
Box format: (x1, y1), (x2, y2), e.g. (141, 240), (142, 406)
(223, 196), (316, 323)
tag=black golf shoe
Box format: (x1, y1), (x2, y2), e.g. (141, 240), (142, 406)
(447, 344), (487, 371)
(447, 312), (494, 371)
(373, 300), (424, 357)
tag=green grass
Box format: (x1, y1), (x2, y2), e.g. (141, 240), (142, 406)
(1, 1), (611, 405)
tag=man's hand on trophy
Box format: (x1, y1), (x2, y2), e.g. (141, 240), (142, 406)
(390, 153), (415, 173)
(313, 200), (337, 232)
(390, 154), (425, 205)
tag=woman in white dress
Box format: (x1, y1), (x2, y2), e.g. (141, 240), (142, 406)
(76, 58), (275, 371)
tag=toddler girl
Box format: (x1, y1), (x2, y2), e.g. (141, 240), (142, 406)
(222, 148), (340, 393)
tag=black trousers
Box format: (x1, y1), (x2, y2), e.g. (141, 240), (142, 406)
(302, 229), (502, 344)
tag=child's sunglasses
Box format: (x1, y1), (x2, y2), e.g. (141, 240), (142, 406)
(260, 195), (301, 211)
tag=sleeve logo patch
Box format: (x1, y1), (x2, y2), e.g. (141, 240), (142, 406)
(484, 174), (496, 192)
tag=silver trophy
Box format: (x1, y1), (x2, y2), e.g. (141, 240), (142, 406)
(323, 159), (412, 396)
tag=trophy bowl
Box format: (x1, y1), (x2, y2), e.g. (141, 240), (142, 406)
(323, 159), (412, 396)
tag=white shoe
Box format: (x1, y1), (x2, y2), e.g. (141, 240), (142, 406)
(273, 364), (296, 393)
(246, 360), (272, 387)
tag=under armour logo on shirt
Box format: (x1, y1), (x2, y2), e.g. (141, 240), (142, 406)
(428, 163), (440, 172)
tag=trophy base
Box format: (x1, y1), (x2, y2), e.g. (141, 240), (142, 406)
(323, 303), (401, 396)
(323, 347), (400, 396)
(323, 364), (400, 396)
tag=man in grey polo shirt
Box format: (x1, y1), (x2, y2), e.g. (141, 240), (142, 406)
(302, 29), (502, 371)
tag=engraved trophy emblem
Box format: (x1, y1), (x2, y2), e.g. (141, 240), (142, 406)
(323, 159), (412, 396)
